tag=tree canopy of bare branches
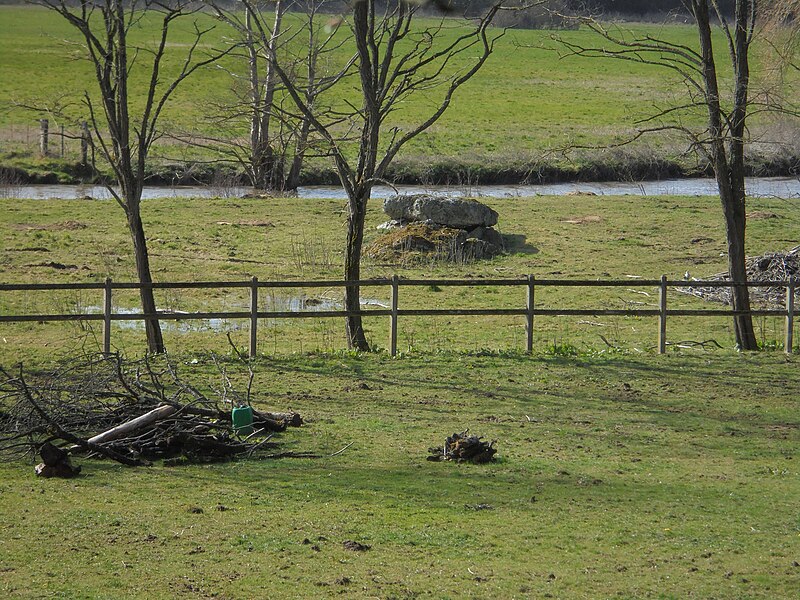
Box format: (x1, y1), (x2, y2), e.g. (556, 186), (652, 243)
(553, 0), (800, 349)
(34, 0), (231, 353)
(196, 0), (351, 191)
(261, 0), (504, 349)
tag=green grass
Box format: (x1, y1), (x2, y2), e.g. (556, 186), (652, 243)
(2, 190), (800, 363)
(0, 6), (722, 179)
(1, 351), (799, 598)
(1, 180), (800, 597)
(2, 9), (799, 597)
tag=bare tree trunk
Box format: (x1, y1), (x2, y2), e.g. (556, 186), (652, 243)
(127, 201), (165, 354)
(694, 0), (758, 350)
(286, 115), (312, 191)
(244, 0), (285, 191)
(720, 185), (758, 349)
(344, 191), (369, 350)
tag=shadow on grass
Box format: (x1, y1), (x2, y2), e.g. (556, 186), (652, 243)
(253, 353), (800, 440)
(502, 233), (538, 254)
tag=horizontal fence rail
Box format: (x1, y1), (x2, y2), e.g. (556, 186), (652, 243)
(0, 276), (797, 356)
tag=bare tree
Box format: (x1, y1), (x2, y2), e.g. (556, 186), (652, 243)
(35, 0), (228, 353)
(762, 1), (800, 73)
(555, 0), (786, 350)
(196, 0), (350, 191)
(266, 0), (504, 349)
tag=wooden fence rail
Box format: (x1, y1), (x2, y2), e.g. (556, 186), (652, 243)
(0, 276), (797, 356)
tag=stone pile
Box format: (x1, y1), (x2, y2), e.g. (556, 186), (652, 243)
(371, 195), (505, 262)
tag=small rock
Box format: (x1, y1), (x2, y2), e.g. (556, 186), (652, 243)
(376, 219), (406, 231)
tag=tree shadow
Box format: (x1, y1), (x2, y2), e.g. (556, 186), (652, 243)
(502, 233), (538, 254)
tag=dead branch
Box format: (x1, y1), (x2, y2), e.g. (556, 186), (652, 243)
(0, 354), (304, 470)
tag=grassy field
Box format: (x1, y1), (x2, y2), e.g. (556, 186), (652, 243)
(1, 192), (799, 597)
(1, 189), (799, 362)
(1, 351), (798, 598)
(0, 5), (729, 182)
(2, 10), (800, 595)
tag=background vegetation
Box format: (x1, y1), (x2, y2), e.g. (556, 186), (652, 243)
(5, 4), (793, 184)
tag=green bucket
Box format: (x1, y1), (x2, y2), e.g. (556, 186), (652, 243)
(231, 406), (254, 436)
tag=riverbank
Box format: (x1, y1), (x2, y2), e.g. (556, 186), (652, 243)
(2, 148), (799, 189)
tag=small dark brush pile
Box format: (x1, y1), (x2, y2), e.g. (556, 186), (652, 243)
(678, 245), (800, 307)
(428, 430), (497, 463)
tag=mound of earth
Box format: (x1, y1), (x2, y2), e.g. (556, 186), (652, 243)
(678, 245), (800, 307)
(372, 194), (505, 263)
(367, 222), (503, 262)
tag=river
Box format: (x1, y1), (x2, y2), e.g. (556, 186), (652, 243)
(5, 176), (800, 200)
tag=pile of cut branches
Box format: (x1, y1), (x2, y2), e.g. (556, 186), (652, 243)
(0, 353), (306, 472)
(678, 245), (800, 307)
(427, 430), (497, 463)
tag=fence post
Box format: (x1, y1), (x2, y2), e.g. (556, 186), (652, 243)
(787, 276), (796, 355)
(250, 276), (258, 358)
(80, 121), (89, 167)
(658, 274), (667, 354)
(103, 277), (112, 354)
(39, 119), (49, 156)
(526, 274), (535, 354)
(390, 275), (399, 357)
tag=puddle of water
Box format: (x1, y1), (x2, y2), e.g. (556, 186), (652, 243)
(6, 176), (800, 200)
(80, 306), (244, 333)
(79, 295), (387, 332)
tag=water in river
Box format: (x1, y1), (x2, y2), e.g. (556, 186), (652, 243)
(6, 176), (800, 200)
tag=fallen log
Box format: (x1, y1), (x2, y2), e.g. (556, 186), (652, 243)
(162, 403), (301, 432)
(87, 404), (177, 445)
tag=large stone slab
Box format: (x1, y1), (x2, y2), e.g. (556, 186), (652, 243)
(383, 195), (498, 229)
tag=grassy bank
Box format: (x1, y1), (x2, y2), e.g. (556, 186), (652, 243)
(3, 6), (798, 184)
(1, 351), (798, 598)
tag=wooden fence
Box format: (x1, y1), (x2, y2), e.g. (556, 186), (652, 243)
(0, 276), (797, 355)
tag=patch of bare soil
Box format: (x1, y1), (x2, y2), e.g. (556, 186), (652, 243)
(13, 220), (88, 231)
(561, 215), (602, 224)
(746, 211), (781, 220)
(25, 261), (78, 270)
(215, 220), (274, 227)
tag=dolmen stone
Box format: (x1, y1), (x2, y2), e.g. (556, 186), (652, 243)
(383, 194), (498, 229)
